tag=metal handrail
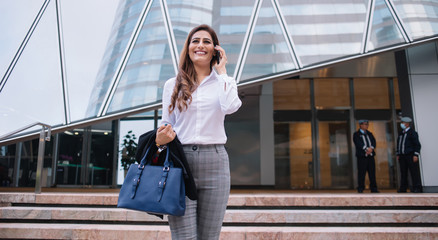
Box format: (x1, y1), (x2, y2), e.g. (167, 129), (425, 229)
(0, 122), (52, 194)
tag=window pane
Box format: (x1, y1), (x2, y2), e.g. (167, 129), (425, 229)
(392, 0), (438, 40)
(314, 78), (350, 108)
(273, 79), (310, 110)
(167, 0), (254, 77)
(0, 1), (65, 136)
(354, 78), (389, 109)
(368, 0), (406, 51)
(60, 0), (120, 121)
(107, 0), (174, 113)
(86, 0), (147, 117)
(240, 0), (296, 81)
(278, 0), (369, 66)
(0, 0), (44, 78)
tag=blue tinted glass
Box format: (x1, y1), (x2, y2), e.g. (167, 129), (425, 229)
(0, 1), (65, 136)
(107, 0), (174, 113)
(368, 0), (406, 51)
(278, 0), (369, 66)
(392, 0), (438, 39)
(86, 0), (147, 117)
(240, 0), (295, 81)
(167, 0), (254, 77)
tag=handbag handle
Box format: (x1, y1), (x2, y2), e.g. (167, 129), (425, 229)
(131, 146), (170, 199)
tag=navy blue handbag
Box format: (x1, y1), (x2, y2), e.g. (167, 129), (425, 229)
(117, 146), (186, 216)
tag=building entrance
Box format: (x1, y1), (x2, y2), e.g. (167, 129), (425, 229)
(273, 77), (400, 190)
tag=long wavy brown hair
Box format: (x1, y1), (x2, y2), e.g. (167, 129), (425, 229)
(168, 24), (220, 113)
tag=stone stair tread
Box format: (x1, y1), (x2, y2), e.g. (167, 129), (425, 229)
(2, 192), (438, 207)
(1, 223), (438, 239)
(2, 206), (437, 223)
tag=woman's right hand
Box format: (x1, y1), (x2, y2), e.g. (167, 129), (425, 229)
(156, 124), (176, 145)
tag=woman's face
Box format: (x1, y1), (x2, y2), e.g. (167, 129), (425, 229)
(188, 30), (215, 67)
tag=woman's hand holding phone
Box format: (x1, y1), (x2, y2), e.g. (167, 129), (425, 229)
(214, 45), (227, 75)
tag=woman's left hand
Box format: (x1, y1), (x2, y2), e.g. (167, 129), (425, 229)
(214, 45), (227, 75)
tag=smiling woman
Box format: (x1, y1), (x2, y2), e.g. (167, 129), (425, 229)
(155, 24), (242, 240)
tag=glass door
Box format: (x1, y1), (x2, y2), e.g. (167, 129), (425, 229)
(317, 118), (353, 189)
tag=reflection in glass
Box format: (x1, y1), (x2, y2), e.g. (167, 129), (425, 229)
(314, 78), (350, 108)
(318, 121), (351, 188)
(392, 0), (438, 39)
(0, 0), (44, 78)
(368, 0), (405, 51)
(278, 0), (368, 66)
(0, 0), (65, 136)
(167, 0), (254, 77)
(60, 0), (119, 121)
(107, 0), (174, 113)
(86, 0), (147, 117)
(240, 0), (295, 81)
(354, 78), (389, 109)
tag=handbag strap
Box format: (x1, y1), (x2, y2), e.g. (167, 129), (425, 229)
(131, 147), (171, 199)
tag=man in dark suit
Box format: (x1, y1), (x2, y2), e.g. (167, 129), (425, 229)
(397, 117), (422, 193)
(353, 120), (379, 193)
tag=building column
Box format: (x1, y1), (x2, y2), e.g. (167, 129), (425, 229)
(396, 41), (438, 192)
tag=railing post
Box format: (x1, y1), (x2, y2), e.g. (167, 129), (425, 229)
(0, 122), (51, 193)
(35, 124), (51, 194)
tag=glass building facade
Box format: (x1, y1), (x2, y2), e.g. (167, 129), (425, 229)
(1, 0), (438, 190)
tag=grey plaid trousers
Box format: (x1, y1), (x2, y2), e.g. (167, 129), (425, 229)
(168, 144), (230, 240)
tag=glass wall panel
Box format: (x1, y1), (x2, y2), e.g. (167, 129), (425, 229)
(354, 78), (389, 109)
(367, 0), (405, 51)
(273, 79), (310, 110)
(118, 116), (155, 185)
(0, 145), (16, 187)
(225, 94), (260, 185)
(240, 0), (296, 81)
(167, 0), (254, 77)
(107, 0), (174, 113)
(314, 78), (350, 108)
(57, 130), (85, 185)
(392, 0), (438, 39)
(60, 0), (120, 121)
(278, 0), (369, 66)
(88, 122), (115, 185)
(0, 1), (65, 137)
(0, 0), (44, 78)
(86, 0), (147, 117)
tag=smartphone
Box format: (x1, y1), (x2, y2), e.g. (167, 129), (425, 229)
(214, 50), (220, 64)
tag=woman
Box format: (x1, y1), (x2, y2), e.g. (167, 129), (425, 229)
(155, 24), (242, 239)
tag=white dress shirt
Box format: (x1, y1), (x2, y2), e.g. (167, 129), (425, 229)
(161, 70), (242, 145)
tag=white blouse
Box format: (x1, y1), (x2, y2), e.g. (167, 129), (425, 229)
(161, 70), (242, 145)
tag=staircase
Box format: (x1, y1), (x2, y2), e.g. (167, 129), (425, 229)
(1, 191), (438, 239)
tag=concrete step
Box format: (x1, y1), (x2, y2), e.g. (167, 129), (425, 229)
(1, 206), (437, 225)
(1, 223), (438, 239)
